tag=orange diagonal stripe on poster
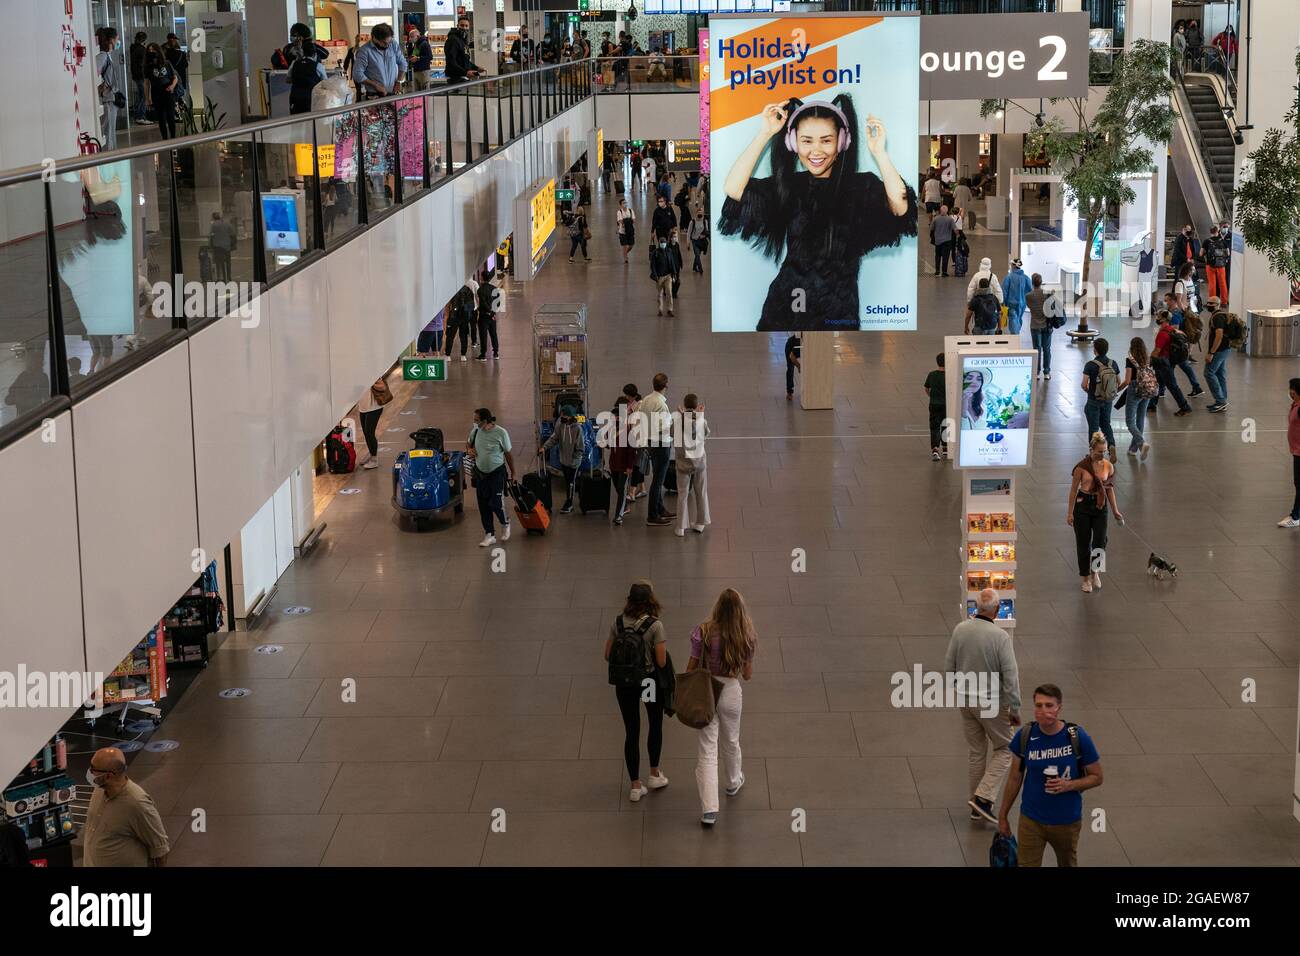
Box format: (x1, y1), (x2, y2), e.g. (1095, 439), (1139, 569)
(712, 17), (882, 132)
(712, 47), (840, 131)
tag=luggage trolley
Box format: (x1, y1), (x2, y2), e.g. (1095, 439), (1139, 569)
(533, 303), (592, 477)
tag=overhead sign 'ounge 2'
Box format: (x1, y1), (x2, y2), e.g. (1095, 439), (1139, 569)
(919, 12), (1089, 100)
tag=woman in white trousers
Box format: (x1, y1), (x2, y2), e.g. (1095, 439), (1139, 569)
(688, 588), (757, 827)
(675, 394), (710, 536)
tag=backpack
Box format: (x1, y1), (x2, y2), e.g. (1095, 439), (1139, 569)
(607, 615), (654, 688)
(289, 53), (321, 88)
(1093, 359), (1120, 402)
(325, 426), (355, 474)
(1016, 722), (1085, 779)
(972, 294), (999, 332)
(1134, 362), (1159, 400)
(1225, 312), (1247, 349)
(1207, 237), (1228, 268)
(1167, 329), (1191, 366)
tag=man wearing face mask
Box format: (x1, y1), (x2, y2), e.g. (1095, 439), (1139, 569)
(510, 28), (535, 66)
(353, 23), (408, 99)
(82, 747), (170, 867)
(445, 16), (484, 84)
(650, 237), (677, 317)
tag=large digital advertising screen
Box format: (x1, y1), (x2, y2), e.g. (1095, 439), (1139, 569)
(958, 353), (1034, 468)
(708, 14), (919, 332)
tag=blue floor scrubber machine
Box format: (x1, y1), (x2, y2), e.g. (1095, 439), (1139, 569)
(392, 427), (465, 529)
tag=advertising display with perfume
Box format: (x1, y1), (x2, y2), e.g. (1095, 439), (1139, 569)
(959, 352), (1035, 468)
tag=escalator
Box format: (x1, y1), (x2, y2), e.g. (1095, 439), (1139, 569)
(1170, 72), (1242, 234)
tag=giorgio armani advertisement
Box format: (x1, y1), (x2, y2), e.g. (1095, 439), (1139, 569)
(708, 14), (919, 332)
(959, 353), (1034, 469)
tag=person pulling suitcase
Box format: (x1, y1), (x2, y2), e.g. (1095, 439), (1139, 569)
(538, 404), (586, 514)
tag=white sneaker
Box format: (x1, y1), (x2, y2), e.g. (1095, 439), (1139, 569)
(363, 458), (379, 469)
(1140, 443), (1150, 461)
(1081, 579), (1093, 593)
(647, 772), (669, 790)
(1278, 516), (1300, 528)
(628, 783), (648, 802)
(692, 525), (706, 533)
(460, 355), (468, 362)
(1091, 571), (1103, 590)
(478, 534), (497, 547)
(674, 528), (685, 537)
(500, 521), (511, 541)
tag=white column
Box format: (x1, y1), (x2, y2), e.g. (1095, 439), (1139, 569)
(955, 134), (981, 182)
(472, 6), (498, 74)
(245, 0), (297, 86)
(996, 133), (1022, 197)
(1127, 0), (1174, 281)
(1233, 0), (1300, 312)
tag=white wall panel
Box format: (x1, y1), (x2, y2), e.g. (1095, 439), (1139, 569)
(452, 162), (498, 286)
(74, 345), (200, 680)
(629, 94), (700, 142)
(190, 306), (277, 563)
(594, 96), (632, 142)
(269, 257), (336, 478)
(427, 185), (460, 313)
(364, 213), (416, 370)
(0, 412), (86, 780)
(326, 235), (377, 418)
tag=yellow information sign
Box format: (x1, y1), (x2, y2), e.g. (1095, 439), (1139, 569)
(596, 129), (604, 169)
(295, 143), (336, 177)
(408, 449), (435, 458)
(531, 178), (556, 268)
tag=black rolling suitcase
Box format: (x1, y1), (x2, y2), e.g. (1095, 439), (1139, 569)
(522, 468), (553, 513)
(577, 469), (612, 514)
(614, 178), (625, 195)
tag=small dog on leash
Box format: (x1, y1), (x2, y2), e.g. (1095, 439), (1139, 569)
(1146, 552), (1178, 580)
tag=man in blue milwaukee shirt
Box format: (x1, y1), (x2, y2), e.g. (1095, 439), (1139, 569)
(353, 23), (407, 99)
(998, 683), (1102, 866)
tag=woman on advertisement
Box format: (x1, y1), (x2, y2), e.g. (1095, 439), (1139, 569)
(719, 94), (917, 331)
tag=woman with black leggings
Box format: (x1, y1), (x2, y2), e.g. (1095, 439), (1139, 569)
(604, 581), (670, 802)
(1068, 432), (1124, 593)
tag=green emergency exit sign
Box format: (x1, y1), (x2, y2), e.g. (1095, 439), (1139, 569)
(403, 357), (447, 381)
(556, 188), (575, 201)
(579, 0), (589, 9)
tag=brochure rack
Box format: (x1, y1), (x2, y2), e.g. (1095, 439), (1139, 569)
(962, 473), (1018, 630)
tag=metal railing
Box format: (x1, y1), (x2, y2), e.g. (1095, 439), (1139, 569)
(0, 61), (595, 448)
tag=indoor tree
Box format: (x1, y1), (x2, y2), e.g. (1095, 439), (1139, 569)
(980, 39), (1175, 333)
(1233, 50), (1300, 290)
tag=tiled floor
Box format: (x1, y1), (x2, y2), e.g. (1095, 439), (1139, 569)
(125, 182), (1300, 866)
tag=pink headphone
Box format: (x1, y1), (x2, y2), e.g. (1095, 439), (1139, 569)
(783, 101), (852, 154)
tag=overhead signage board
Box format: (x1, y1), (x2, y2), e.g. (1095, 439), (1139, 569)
(666, 139), (701, 171)
(919, 12), (1089, 100)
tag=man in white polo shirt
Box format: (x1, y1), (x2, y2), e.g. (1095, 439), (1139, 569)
(638, 372), (673, 526)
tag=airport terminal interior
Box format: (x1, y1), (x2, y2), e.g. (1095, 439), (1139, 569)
(1, 0), (1299, 872)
